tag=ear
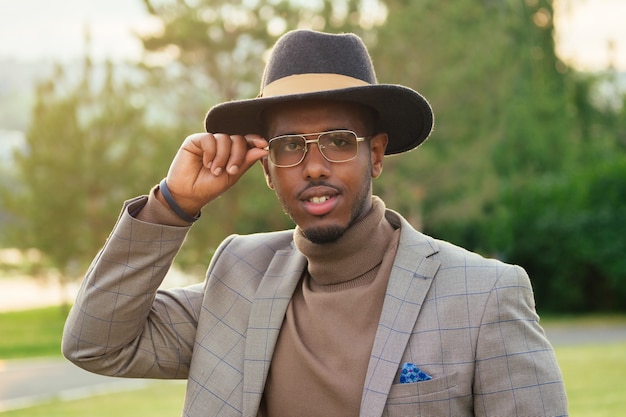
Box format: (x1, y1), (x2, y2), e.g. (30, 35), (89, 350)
(370, 133), (388, 178)
(261, 157), (275, 189)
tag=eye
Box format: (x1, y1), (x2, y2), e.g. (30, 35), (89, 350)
(330, 138), (350, 148)
(324, 132), (354, 149)
(280, 137), (305, 152)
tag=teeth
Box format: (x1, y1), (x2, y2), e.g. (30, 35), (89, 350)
(309, 196), (330, 204)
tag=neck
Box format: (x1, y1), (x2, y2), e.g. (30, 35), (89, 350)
(294, 196), (395, 286)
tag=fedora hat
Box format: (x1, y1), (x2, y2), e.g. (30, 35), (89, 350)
(204, 29), (433, 155)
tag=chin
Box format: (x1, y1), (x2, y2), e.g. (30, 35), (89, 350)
(302, 224), (346, 244)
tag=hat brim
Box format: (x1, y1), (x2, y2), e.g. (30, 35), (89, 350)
(204, 84), (433, 155)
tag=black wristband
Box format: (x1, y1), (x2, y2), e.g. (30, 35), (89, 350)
(159, 179), (200, 223)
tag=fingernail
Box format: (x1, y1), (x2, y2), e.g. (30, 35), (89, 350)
(213, 167), (222, 176)
(227, 165), (239, 175)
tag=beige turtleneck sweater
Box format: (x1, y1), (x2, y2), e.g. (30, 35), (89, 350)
(260, 197), (400, 417)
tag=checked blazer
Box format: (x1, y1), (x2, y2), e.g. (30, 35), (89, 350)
(62, 196), (568, 417)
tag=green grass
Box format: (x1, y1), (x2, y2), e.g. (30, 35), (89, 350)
(1, 308), (625, 415)
(541, 313), (626, 327)
(0, 306), (68, 359)
(556, 342), (626, 417)
(0, 381), (186, 417)
(2, 343), (625, 416)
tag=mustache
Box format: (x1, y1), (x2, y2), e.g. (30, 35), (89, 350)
(296, 181), (341, 199)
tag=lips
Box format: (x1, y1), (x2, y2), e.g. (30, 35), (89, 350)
(298, 185), (340, 216)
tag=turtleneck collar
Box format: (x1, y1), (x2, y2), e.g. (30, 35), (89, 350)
(294, 196), (396, 287)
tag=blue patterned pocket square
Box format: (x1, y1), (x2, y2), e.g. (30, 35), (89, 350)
(399, 363), (432, 384)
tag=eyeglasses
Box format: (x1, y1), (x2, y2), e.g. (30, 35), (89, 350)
(264, 129), (369, 168)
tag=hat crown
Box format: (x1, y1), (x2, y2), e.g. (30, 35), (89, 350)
(261, 30), (378, 90)
(205, 29), (433, 155)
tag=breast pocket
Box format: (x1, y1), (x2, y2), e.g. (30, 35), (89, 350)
(383, 373), (465, 417)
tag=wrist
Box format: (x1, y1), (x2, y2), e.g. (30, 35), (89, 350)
(158, 179), (201, 223)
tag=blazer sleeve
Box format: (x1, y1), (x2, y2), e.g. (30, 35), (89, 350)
(473, 264), (568, 416)
(62, 196), (204, 379)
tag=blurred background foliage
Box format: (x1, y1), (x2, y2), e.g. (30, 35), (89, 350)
(0, 0), (624, 313)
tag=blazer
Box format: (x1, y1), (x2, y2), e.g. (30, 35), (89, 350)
(63, 196), (568, 417)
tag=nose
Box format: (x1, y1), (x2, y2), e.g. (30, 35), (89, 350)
(301, 142), (331, 179)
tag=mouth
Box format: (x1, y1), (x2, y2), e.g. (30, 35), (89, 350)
(308, 195), (332, 204)
(299, 185), (340, 216)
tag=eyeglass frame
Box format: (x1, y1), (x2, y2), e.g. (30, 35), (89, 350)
(263, 129), (370, 168)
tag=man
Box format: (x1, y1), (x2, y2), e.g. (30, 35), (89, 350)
(62, 30), (568, 416)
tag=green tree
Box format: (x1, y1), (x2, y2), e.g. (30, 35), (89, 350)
(0, 52), (178, 288)
(366, 0), (626, 312)
(485, 154), (626, 312)
(136, 0), (387, 271)
(369, 0), (579, 232)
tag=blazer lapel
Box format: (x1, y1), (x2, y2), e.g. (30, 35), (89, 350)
(242, 246), (306, 417)
(360, 214), (441, 417)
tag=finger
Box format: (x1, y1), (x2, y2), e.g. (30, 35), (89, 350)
(246, 134), (269, 150)
(236, 135), (269, 171)
(210, 133), (233, 176)
(225, 135), (248, 175)
(199, 134), (217, 169)
(168, 134), (207, 179)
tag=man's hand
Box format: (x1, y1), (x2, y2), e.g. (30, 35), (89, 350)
(157, 133), (269, 216)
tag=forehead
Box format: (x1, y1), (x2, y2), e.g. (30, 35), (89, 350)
(264, 99), (372, 136)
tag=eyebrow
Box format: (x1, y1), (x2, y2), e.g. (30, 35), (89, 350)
(271, 128), (354, 137)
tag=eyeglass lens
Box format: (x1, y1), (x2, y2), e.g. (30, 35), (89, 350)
(269, 130), (360, 167)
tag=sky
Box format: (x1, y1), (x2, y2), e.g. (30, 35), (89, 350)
(0, 0), (625, 71)
(553, 0), (626, 71)
(0, 0), (158, 62)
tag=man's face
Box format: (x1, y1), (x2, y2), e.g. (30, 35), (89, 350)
(262, 100), (387, 244)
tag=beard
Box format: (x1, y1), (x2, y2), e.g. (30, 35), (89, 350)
(301, 224), (346, 244)
(276, 177), (372, 245)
